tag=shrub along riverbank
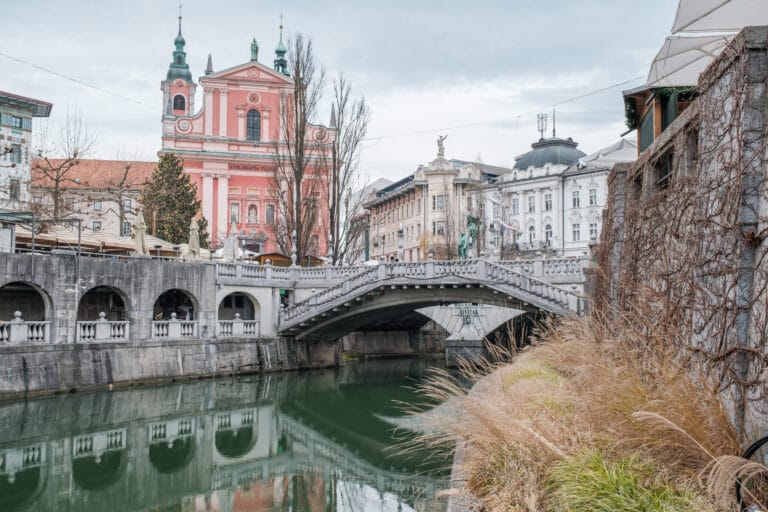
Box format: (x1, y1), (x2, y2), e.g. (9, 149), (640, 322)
(408, 311), (768, 511)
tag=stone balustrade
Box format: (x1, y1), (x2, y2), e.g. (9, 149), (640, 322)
(77, 312), (130, 342)
(279, 258), (587, 332)
(152, 314), (198, 339)
(218, 314), (260, 337)
(0, 312), (50, 344)
(215, 256), (587, 287)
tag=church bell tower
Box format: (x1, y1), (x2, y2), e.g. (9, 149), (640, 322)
(161, 9), (196, 118)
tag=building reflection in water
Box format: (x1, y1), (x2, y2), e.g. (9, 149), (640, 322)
(0, 358), (449, 511)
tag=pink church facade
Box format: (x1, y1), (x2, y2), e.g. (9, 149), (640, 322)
(159, 19), (332, 255)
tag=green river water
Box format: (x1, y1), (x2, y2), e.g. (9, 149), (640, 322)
(0, 357), (451, 512)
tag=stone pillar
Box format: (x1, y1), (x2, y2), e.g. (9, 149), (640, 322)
(95, 312), (110, 341)
(237, 109), (246, 140)
(425, 253), (435, 278)
(202, 173), (214, 231)
(204, 88), (214, 136)
(232, 313), (244, 336)
(9, 311), (26, 344)
(217, 174), (229, 240)
(168, 313), (181, 339)
(218, 90), (228, 137)
(262, 109), (270, 142)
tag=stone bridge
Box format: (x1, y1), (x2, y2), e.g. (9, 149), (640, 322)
(0, 250), (588, 393)
(278, 258), (587, 341)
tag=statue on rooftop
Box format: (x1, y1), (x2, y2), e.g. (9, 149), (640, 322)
(437, 134), (447, 157)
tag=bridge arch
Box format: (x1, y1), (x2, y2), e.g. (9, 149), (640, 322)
(77, 285), (130, 321)
(283, 284), (550, 342)
(153, 288), (198, 321)
(0, 281), (51, 321)
(218, 291), (259, 321)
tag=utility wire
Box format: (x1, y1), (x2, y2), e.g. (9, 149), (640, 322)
(1, 48), (645, 139)
(363, 75), (646, 142)
(0, 50), (155, 111)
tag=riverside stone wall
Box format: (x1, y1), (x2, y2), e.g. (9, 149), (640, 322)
(0, 336), (340, 400)
(598, 27), (768, 432)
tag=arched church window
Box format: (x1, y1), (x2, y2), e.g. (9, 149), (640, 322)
(528, 225), (535, 244)
(247, 109), (261, 141)
(545, 224), (553, 243)
(173, 95), (185, 111)
(176, 56), (182, 64)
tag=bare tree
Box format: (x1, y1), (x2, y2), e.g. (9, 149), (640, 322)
(97, 157), (148, 236)
(31, 112), (97, 219)
(271, 33), (329, 262)
(328, 74), (370, 265)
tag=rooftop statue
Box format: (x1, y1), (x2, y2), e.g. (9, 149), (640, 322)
(437, 134), (447, 157)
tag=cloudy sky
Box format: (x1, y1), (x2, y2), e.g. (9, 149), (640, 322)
(2, 1), (678, 181)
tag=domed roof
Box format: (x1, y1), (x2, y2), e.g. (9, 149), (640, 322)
(513, 137), (586, 170)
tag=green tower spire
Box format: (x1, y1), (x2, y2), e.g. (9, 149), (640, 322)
(167, 8), (192, 82)
(274, 14), (289, 76)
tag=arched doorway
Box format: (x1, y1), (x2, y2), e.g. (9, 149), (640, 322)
(77, 286), (127, 321)
(218, 293), (260, 337)
(218, 292), (258, 320)
(0, 467), (42, 512)
(153, 289), (196, 321)
(214, 410), (258, 459)
(0, 282), (47, 321)
(149, 438), (196, 474)
(72, 451), (124, 491)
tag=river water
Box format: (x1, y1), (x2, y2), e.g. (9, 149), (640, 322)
(0, 357), (451, 512)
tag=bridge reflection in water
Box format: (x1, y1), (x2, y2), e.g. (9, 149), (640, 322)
(0, 358), (449, 512)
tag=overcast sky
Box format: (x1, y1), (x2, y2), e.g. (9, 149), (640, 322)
(1, 1), (678, 182)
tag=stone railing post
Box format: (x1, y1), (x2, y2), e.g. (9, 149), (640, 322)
(235, 263), (243, 280)
(476, 260), (487, 280)
(289, 265), (299, 286)
(425, 253), (435, 279)
(377, 263), (386, 281)
(264, 259), (272, 281)
(95, 312), (110, 341)
(232, 313), (244, 336)
(168, 313), (181, 339)
(9, 311), (26, 344)
(533, 260), (544, 278)
(325, 266), (333, 281)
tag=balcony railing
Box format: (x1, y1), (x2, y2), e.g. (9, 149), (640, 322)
(77, 313), (130, 342)
(218, 315), (260, 337)
(0, 312), (50, 344)
(152, 314), (198, 339)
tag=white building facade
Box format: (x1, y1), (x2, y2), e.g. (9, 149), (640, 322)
(0, 91), (51, 212)
(471, 137), (636, 258)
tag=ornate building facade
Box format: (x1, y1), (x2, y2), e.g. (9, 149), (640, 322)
(159, 17), (332, 254)
(470, 135), (636, 258)
(365, 140), (506, 261)
(0, 91), (51, 212)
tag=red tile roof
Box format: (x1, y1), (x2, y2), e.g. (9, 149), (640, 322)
(31, 159), (156, 190)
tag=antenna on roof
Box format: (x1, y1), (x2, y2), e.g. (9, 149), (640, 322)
(552, 108), (556, 138)
(537, 112), (547, 140)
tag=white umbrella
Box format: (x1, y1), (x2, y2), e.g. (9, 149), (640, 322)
(645, 34), (732, 87)
(184, 218), (200, 259)
(672, 0), (768, 33)
(133, 211), (148, 255)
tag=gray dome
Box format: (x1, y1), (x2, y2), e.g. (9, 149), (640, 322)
(513, 137), (585, 170)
